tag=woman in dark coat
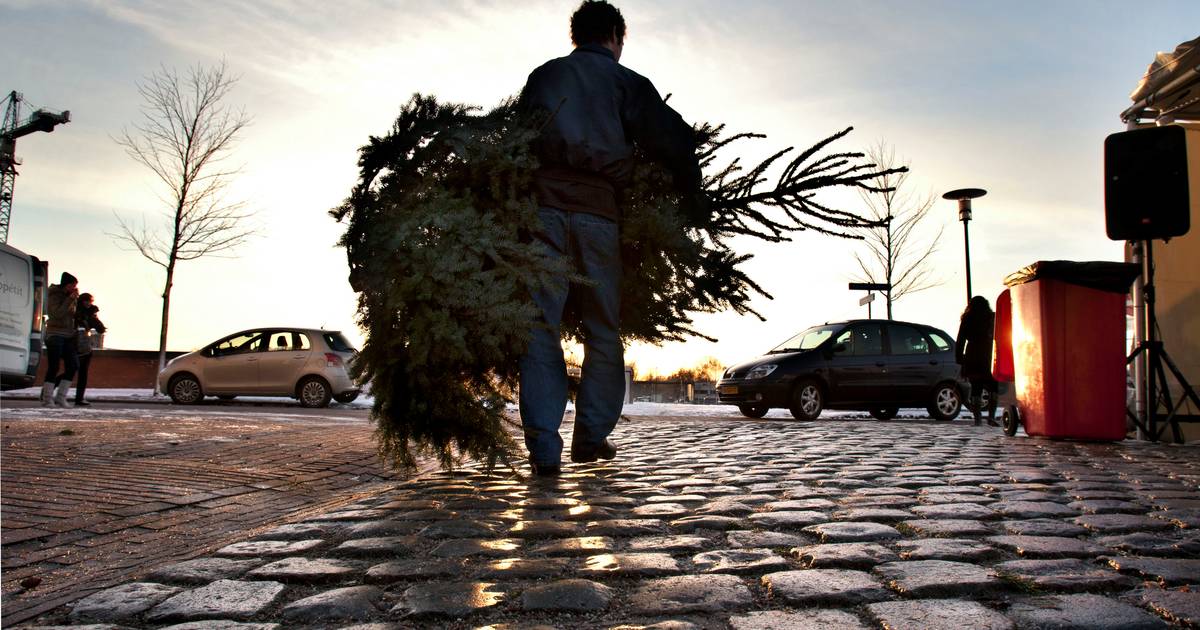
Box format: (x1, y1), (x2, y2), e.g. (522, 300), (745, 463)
(73, 293), (106, 407)
(957, 295), (998, 426)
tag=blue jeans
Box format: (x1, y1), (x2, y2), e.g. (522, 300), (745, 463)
(519, 207), (624, 466)
(45, 334), (78, 385)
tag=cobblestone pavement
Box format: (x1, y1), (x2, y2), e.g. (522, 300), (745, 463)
(13, 414), (1200, 629)
(1, 405), (419, 627)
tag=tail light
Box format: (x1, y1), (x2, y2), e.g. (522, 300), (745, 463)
(325, 353), (342, 368)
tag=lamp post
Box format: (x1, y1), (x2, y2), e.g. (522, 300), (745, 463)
(942, 188), (987, 302)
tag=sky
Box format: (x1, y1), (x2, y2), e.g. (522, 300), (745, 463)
(2, 1), (1197, 377)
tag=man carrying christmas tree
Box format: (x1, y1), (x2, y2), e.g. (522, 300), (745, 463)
(518, 0), (704, 476)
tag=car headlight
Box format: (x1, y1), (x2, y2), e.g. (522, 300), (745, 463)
(746, 364), (777, 379)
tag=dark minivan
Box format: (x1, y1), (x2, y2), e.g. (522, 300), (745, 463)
(717, 319), (967, 421)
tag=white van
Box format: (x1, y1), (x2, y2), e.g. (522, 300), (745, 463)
(0, 243), (47, 390)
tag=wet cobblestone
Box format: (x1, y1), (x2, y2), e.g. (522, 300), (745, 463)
(16, 416), (1200, 628)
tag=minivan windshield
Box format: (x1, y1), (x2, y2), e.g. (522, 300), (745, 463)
(769, 325), (839, 354)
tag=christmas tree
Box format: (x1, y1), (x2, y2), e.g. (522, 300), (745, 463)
(332, 94), (903, 473)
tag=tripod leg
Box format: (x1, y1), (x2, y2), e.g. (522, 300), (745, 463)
(1159, 348), (1200, 444)
(1151, 355), (1183, 443)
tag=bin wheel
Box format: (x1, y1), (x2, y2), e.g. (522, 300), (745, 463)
(1002, 404), (1020, 437)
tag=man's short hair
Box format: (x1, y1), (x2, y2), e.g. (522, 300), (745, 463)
(570, 1), (626, 46)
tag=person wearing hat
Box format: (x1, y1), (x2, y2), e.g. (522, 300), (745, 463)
(42, 271), (80, 407)
(73, 292), (107, 406)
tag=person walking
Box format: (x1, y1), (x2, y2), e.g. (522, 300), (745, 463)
(42, 272), (80, 407)
(73, 292), (107, 407)
(516, 0), (705, 476)
(957, 295), (999, 426)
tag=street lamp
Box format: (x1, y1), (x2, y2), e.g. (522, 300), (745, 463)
(942, 188), (987, 302)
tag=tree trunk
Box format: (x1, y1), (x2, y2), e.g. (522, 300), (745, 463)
(155, 263), (175, 395)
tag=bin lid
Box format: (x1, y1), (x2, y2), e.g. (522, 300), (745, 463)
(1003, 260), (1141, 294)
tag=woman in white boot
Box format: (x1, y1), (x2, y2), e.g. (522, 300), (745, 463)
(41, 272), (80, 407)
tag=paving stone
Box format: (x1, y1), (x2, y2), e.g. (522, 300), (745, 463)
(342, 519), (423, 538)
(669, 515), (742, 531)
(394, 508), (460, 521)
(213, 539), (324, 557)
(251, 522), (332, 540)
(69, 582), (182, 622)
(894, 538), (994, 561)
(532, 536), (615, 556)
(627, 535), (709, 552)
(909, 503), (998, 520)
(1068, 499), (1146, 514)
(987, 535), (1105, 558)
(430, 538), (521, 558)
(762, 568), (891, 605)
(765, 498), (837, 510)
(245, 557), (361, 583)
(802, 521), (900, 542)
(311, 509), (390, 521)
(1155, 509), (1200, 528)
(521, 579), (613, 611)
(280, 585), (382, 622)
(632, 503), (691, 518)
(582, 495), (639, 508)
(1001, 518), (1088, 537)
(418, 520), (499, 539)
(747, 510), (828, 529)
(1007, 593), (1168, 630)
(874, 560), (1001, 597)
(646, 494), (708, 504)
(726, 530), (808, 549)
(728, 609), (871, 630)
(991, 500), (1078, 519)
(393, 581), (505, 617)
(146, 580), (286, 623)
(627, 574), (753, 614)
(364, 559), (464, 582)
(585, 519), (665, 536)
(866, 599), (1013, 630)
(995, 558), (1131, 591)
(146, 559), (262, 585)
(1096, 532), (1200, 556)
(583, 552), (681, 576)
(1076, 513), (1176, 533)
(1104, 556), (1200, 585)
(478, 557), (573, 578)
(508, 520), (581, 538)
(157, 623), (279, 630)
(442, 497), (511, 510)
(793, 542), (898, 569)
(378, 499), (441, 510)
(898, 519), (993, 537)
(1138, 587), (1200, 627)
(916, 492), (994, 504)
(691, 548), (789, 574)
(833, 508), (913, 522)
(333, 536), (415, 557)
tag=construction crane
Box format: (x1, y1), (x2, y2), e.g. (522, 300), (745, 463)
(1, 91), (70, 244)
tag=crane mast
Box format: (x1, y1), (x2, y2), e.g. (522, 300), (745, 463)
(1, 91), (71, 243)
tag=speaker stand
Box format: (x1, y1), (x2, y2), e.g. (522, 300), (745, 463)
(1126, 239), (1200, 442)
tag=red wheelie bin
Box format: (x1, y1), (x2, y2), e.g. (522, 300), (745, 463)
(995, 261), (1140, 440)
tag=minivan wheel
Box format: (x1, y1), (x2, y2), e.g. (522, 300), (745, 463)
(789, 380), (823, 421)
(738, 404), (769, 419)
(928, 382), (963, 421)
(298, 376), (333, 408)
(169, 374), (203, 405)
(869, 407), (899, 421)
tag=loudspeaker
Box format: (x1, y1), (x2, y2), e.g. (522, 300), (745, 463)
(1104, 125), (1197, 241)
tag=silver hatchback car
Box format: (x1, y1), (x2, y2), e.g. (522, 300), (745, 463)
(158, 328), (359, 407)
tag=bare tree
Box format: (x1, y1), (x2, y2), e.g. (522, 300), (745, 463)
(112, 61), (253, 392)
(852, 141), (943, 319)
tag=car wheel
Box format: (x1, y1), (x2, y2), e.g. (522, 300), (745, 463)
(789, 380), (823, 421)
(217, 395), (236, 401)
(869, 407), (899, 421)
(738, 404), (769, 419)
(334, 392), (359, 404)
(1002, 404), (1020, 436)
(928, 382), (962, 421)
(298, 376), (333, 408)
(168, 374), (203, 405)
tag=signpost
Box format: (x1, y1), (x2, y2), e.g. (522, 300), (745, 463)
(848, 282), (889, 319)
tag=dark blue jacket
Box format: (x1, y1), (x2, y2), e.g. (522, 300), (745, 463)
(520, 44), (701, 221)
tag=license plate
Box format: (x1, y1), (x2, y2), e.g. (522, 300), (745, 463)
(720, 385), (738, 395)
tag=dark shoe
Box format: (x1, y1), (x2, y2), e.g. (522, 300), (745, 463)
(75, 400), (91, 407)
(531, 463), (561, 477)
(570, 438), (617, 464)
(986, 417), (1000, 427)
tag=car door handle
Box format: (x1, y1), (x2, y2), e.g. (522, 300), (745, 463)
(875, 362), (886, 368)
(929, 360), (939, 365)
(247, 357), (258, 362)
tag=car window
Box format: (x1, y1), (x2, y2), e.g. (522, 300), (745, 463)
(889, 324), (930, 355)
(771, 325), (838, 353)
(928, 330), (953, 352)
(212, 332), (263, 357)
(834, 324), (883, 356)
(268, 332), (312, 351)
(323, 332), (355, 353)
(294, 332), (312, 350)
